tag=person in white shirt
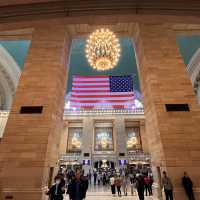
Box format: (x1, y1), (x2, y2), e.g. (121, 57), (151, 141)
(110, 176), (116, 196)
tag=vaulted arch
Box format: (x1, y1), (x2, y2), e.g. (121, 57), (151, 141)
(0, 44), (21, 110)
(187, 48), (200, 89)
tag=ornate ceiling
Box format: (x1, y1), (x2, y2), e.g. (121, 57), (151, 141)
(0, 0), (200, 21)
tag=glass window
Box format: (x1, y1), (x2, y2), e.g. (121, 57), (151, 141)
(126, 127), (141, 150)
(95, 127), (114, 151)
(67, 127), (82, 152)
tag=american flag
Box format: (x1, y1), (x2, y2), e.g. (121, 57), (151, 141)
(69, 75), (135, 109)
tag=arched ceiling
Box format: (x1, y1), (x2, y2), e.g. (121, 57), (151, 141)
(177, 35), (200, 66)
(0, 41), (31, 70)
(0, 41), (30, 110)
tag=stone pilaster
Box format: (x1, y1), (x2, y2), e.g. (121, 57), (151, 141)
(114, 117), (127, 167)
(82, 117), (93, 169)
(59, 122), (68, 155)
(135, 23), (200, 200)
(139, 120), (149, 153)
(0, 23), (69, 200)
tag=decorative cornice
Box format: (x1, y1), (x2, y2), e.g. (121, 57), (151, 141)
(64, 108), (144, 117)
(0, 1), (200, 22)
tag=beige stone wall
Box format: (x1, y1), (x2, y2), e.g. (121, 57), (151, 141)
(0, 23), (69, 200)
(135, 23), (200, 200)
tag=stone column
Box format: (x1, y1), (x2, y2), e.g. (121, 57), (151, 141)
(114, 117), (127, 168)
(59, 122), (68, 155)
(135, 23), (200, 200)
(139, 119), (149, 153)
(0, 23), (69, 200)
(82, 117), (93, 171)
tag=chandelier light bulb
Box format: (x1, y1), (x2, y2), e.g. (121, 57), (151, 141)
(85, 28), (121, 71)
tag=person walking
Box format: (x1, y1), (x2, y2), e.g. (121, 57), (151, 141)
(88, 170), (92, 185)
(97, 172), (101, 185)
(93, 171), (97, 185)
(110, 175), (116, 196)
(162, 171), (173, 200)
(130, 177), (137, 196)
(115, 175), (122, 197)
(46, 175), (65, 200)
(122, 176), (128, 196)
(144, 175), (150, 196)
(136, 174), (145, 200)
(103, 173), (106, 185)
(67, 169), (88, 200)
(182, 172), (195, 200)
(129, 172), (134, 184)
(149, 175), (154, 196)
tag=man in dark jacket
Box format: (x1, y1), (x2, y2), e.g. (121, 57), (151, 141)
(67, 169), (88, 200)
(136, 174), (145, 200)
(182, 172), (195, 200)
(46, 175), (65, 200)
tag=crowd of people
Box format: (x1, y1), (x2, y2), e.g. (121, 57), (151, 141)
(44, 167), (195, 200)
(108, 173), (153, 198)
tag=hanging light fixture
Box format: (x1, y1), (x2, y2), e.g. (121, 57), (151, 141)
(85, 28), (121, 71)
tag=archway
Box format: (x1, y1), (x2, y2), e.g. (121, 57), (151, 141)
(0, 21), (200, 200)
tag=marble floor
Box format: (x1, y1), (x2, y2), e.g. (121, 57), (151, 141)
(64, 184), (158, 200)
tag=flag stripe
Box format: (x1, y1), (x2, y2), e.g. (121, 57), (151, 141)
(72, 89), (110, 92)
(72, 85), (109, 88)
(73, 77), (109, 82)
(71, 92), (134, 96)
(70, 105), (125, 109)
(73, 82), (109, 86)
(74, 75), (108, 78)
(71, 102), (133, 106)
(71, 99), (134, 103)
(71, 97), (134, 101)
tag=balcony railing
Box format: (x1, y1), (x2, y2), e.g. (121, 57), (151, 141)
(60, 152), (81, 161)
(127, 151), (151, 162)
(64, 108), (144, 116)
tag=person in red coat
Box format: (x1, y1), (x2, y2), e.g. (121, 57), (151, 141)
(144, 175), (150, 196)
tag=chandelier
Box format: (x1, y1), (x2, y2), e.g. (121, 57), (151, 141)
(85, 28), (121, 71)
